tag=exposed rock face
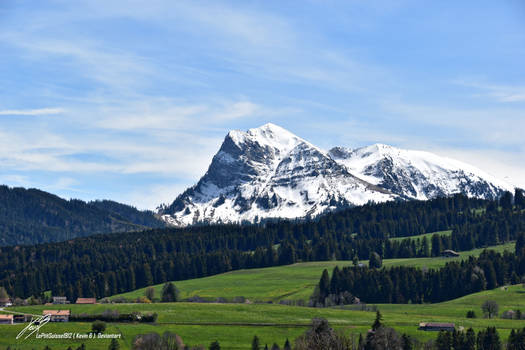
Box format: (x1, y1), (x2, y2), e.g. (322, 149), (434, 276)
(160, 124), (514, 226)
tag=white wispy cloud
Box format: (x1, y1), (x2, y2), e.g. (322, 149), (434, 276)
(0, 107), (64, 115)
(454, 79), (525, 103)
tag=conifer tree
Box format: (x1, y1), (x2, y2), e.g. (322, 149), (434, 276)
(465, 328), (476, 350)
(319, 269), (330, 300)
(161, 282), (179, 302)
(372, 310), (383, 331)
(515, 188), (525, 208)
(369, 252), (382, 269)
(500, 191), (513, 210)
(251, 335), (260, 350)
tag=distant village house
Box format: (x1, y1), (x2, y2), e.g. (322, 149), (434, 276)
(52, 296), (69, 304)
(419, 322), (455, 331)
(13, 314), (31, 323)
(76, 297), (97, 304)
(441, 249), (460, 258)
(0, 298), (12, 307)
(43, 310), (70, 322)
(0, 314), (13, 324)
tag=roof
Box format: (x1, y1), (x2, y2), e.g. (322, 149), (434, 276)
(53, 296), (67, 299)
(0, 314), (13, 320)
(76, 298), (97, 304)
(43, 310), (70, 316)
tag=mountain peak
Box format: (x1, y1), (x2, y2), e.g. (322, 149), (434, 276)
(227, 123), (306, 153)
(253, 122), (286, 132)
(160, 124), (514, 226)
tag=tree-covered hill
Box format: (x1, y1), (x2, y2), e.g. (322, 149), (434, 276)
(0, 185), (166, 246)
(1, 192), (524, 301)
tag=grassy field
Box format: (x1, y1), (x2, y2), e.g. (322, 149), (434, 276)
(390, 230), (452, 243)
(111, 242), (515, 303)
(0, 242), (518, 349)
(3, 284), (525, 349)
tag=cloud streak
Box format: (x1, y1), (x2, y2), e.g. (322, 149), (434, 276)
(454, 79), (525, 103)
(0, 107), (64, 115)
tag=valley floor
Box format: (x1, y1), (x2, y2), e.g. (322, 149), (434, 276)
(1, 242), (521, 349)
(2, 285), (525, 349)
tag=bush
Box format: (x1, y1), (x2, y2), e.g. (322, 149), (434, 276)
(501, 310), (516, 319)
(132, 331), (184, 350)
(71, 311), (156, 323)
(91, 320), (106, 334)
(112, 296), (128, 303)
(232, 296), (246, 304)
(466, 310), (476, 318)
(145, 287), (155, 302)
(136, 296), (151, 304)
(187, 295), (206, 303)
(209, 340), (220, 350)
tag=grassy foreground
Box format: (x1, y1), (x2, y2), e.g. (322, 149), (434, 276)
(112, 242), (515, 303)
(3, 284), (525, 349)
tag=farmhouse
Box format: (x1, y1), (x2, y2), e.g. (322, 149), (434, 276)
(76, 297), (97, 304)
(52, 296), (69, 304)
(441, 249), (460, 258)
(0, 298), (12, 307)
(13, 314), (31, 323)
(0, 314), (13, 325)
(419, 322), (455, 331)
(43, 310), (70, 322)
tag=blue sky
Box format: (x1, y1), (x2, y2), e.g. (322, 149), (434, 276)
(1, 0), (524, 209)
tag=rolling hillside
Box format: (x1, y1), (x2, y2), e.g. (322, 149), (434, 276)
(111, 241), (516, 303)
(5, 284), (525, 349)
(0, 185), (166, 246)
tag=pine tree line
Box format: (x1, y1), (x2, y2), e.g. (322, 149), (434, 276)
(0, 193), (523, 300)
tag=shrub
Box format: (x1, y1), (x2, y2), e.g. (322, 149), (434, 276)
(145, 287), (155, 302)
(209, 340), (220, 350)
(466, 310), (476, 318)
(232, 296), (246, 303)
(136, 296), (151, 304)
(501, 310), (516, 319)
(91, 320), (106, 334)
(112, 296), (128, 304)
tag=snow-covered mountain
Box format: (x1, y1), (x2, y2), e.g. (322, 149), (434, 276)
(159, 123), (514, 226)
(159, 123), (394, 226)
(328, 144), (514, 201)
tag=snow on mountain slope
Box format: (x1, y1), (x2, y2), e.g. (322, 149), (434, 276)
(159, 124), (515, 226)
(328, 144), (514, 200)
(160, 123), (395, 226)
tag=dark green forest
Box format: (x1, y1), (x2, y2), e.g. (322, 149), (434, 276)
(0, 191), (524, 302)
(0, 185), (166, 246)
(314, 243), (525, 305)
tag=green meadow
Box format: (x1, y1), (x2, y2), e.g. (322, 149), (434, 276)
(111, 241), (515, 303)
(3, 284), (525, 349)
(390, 230), (452, 243)
(0, 241), (520, 349)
